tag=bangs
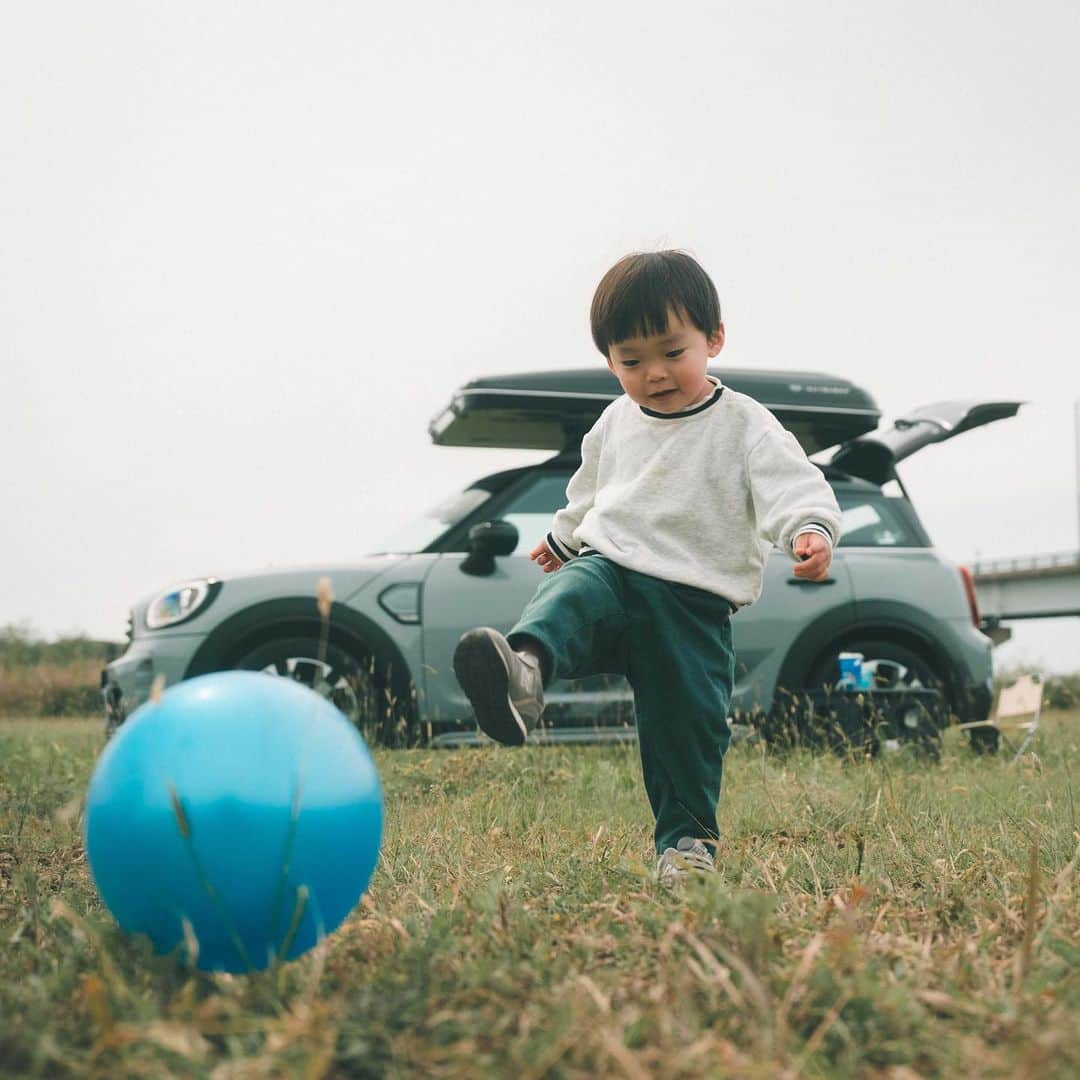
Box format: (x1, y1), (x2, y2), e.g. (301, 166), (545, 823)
(590, 251), (721, 355)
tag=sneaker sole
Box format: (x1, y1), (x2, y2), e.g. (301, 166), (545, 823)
(453, 629), (528, 747)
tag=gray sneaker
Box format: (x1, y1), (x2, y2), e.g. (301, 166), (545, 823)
(453, 627), (545, 746)
(656, 837), (715, 885)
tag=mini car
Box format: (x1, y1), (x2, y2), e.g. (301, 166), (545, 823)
(102, 367), (1020, 753)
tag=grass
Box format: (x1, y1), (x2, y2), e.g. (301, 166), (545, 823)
(1, 712), (1078, 1078)
(0, 661), (104, 717)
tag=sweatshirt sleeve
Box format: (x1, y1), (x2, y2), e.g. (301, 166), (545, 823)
(546, 411), (608, 562)
(747, 426), (843, 558)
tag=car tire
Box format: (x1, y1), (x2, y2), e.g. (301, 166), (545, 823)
(231, 635), (419, 748)
(966, 723), (1000, 755)
(769, 637), (948, 758)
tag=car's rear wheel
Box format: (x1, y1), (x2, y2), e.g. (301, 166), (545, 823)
(231, 635), (417, 747)
(770, 637), (949, 758)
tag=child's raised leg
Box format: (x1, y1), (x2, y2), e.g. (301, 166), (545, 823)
(453, 556), (629, 745)
(508, 555), (629, 684)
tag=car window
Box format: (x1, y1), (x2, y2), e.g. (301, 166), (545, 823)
(373, 487), (491, 553)
(490, 476), (926, 552)
(836, 490), (921, 547)
(495, 473), (572, 555)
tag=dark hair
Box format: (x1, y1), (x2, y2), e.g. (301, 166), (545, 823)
(590, 250), (722, 356)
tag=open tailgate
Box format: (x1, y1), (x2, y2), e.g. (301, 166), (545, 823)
(828, 400), (1024, 484)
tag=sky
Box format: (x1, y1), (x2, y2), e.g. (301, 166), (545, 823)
(2, 1), (1078, 672)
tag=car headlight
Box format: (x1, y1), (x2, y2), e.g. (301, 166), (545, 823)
(145, 578), (222, 630)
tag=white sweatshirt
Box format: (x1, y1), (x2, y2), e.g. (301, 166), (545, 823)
(545, 377), (843, 607)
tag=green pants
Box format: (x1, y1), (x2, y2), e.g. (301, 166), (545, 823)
(507, 554), (736, 855)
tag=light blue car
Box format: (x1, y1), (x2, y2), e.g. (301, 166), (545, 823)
(102, 367), (1020, 753)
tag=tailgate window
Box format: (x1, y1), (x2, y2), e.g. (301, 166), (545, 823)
(837, 492), (922, 547)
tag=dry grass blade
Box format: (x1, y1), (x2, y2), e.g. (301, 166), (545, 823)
(1035, 834), (1080, 951)
(50, 898), (132, 1002)
(711, 940), (773, 1029)
(1019, 837), (1042, 980)
(315, 576), (333, 621)
(776, 931), (826, 1040)
(168, 782), (192, 838)
(316, 576), (333, 668)
(677, 928), (747, 1010)
(915, 989), (982, 1018)
(783, 988), (854, 1079)
(599, 1030), (652, 1080)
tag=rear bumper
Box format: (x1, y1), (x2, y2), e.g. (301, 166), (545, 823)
(958, 676), (993, 726)
(947, 620), (994, 725)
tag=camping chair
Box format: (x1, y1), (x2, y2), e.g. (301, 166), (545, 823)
(959, 674), (1043, 764)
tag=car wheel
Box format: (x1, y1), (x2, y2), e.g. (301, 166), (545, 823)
(966, 723), (1000, 755)
(814, 638), (948, 758)
(769, 638), (948, 757)
(231, 635), (418, 748)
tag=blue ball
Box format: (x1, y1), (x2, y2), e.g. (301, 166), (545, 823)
(85, 670), (383, 973)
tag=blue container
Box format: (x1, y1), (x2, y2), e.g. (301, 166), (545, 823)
(837, 652), (864, 689)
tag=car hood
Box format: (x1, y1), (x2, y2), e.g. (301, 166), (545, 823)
(132, 554), (419, 633)
(825, 400), (1024, 484)
(212, 554), (412, 599)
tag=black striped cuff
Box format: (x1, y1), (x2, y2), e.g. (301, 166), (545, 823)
(791, 522), (835, 552)
(546, 531), (578, 562)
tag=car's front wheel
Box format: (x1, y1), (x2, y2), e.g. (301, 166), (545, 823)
(231, 636), (417, 747)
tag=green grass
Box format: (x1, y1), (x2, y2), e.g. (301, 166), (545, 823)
(1, 713), (1078, 1078)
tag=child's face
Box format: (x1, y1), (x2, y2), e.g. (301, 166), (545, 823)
(606, 308), (725, 414)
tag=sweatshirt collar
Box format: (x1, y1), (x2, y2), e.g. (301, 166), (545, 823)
(639, 376), (724, 420)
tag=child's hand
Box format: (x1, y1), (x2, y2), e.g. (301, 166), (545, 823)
(529, 538), (564, 574)
(792, 532), (832, 581)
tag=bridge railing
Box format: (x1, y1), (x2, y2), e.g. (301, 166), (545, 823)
(971, 550), (1080, 576)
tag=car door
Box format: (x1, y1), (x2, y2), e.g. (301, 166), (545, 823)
(727, 543), (855, 717)
(419, 469), (635, 732)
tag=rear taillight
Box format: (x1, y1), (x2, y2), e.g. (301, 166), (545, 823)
(958, 566), (980, 627)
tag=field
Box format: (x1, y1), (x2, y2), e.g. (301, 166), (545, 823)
(1, 712), (1078, 1078)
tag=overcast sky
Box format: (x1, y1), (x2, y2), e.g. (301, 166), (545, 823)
(2, 1), (1077, 672)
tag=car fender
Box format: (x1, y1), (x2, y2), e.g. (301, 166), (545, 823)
(773, 599), (966, 703)
(764, 604), (867, 705)
(184, 598), (415, 704)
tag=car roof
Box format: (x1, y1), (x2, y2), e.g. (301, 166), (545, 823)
(431, 366), (882, 456)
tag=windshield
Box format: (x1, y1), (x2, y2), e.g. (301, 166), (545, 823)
(372, 487), (491, 554)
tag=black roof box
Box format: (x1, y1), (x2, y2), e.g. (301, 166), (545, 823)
(429, 367), (881, 455)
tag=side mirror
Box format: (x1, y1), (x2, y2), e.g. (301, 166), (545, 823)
(461, 520), (519, 576)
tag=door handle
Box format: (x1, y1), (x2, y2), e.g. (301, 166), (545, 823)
(786, 577), (836, 585)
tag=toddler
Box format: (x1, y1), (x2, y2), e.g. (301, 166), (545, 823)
(453, 250), (841, 883)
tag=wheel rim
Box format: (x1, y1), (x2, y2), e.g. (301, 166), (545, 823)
(861, 656), (924, 690)
(857, 659), (928, 733)
(256, 653), (365, 725)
